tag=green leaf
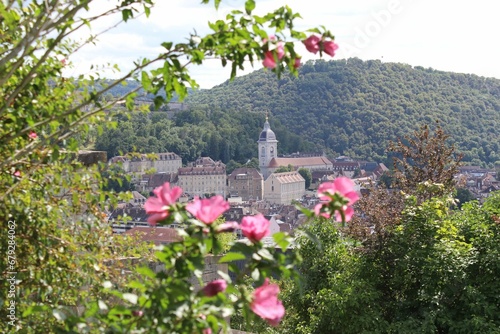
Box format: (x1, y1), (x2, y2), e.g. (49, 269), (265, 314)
(136, 266), (156, 279)
(219, 252), (247, 263)
(245, 0), (255, 14)
(22, 305), (47, 317)
(273, 232), (290, 252)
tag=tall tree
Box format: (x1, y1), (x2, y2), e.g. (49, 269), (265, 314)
(388, 122), (463, 201)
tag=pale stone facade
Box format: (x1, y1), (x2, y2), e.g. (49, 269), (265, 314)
(177, 158), (227, 198)
(264, 171), (305, 204)
(110, 152), (182, 174)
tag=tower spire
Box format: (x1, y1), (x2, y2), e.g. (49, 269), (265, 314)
(265, 111), (268, 121)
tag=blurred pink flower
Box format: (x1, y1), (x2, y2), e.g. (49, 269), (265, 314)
(202, 279), (227, 297)
(186, 195), (229, 225)
(202, 329), (212, 334)
(303, 35), (321, 54)
(144, 182), (182, 225)
(28, 131), (38, 139)
(314, 203), (331, 219)
(251, 278), (285, 326)
(263, 51), (277, 69)
(13, 171), (21, 178)
(262, 36), (284, 69)
(323, 41), (339, 57)
(317, 177), (359, 205)
(316, 177), (359, 222)
(240, 214), (270, 242)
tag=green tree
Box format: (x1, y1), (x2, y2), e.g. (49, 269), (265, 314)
(455, 187), (475, 208)
(298, 167), (312, 189)
(388, 122), (462, 201)
(274, 164), (294, 173)
(280, 219), (386, 334)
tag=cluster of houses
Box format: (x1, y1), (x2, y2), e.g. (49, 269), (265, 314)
(107, 117), (499, 244)
(107, 117), (385, 240)
(456, 165), (500, 199)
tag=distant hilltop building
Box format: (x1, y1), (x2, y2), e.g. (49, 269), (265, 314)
(110, 152), (182, 174)
(257, 115), (333, 179)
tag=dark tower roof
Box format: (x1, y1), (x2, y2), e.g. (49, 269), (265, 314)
(258, 119), (278, 142)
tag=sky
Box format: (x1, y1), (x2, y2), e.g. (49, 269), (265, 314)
(69, 0), (500, 89)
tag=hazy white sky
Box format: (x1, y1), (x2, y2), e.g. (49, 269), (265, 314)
(70, 0), (500, 88)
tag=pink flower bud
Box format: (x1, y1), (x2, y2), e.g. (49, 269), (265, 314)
(202, 279), (227, 297)
(323, 41), (339, 57)
(263, 51), (277, 69)
(303, 35), (321, 54)
(132, 310), (143, 317)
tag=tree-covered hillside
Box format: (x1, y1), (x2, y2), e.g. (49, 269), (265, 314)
(186, 58), (500, 166)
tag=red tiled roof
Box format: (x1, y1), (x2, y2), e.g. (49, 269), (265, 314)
(268, 156), (332, 168)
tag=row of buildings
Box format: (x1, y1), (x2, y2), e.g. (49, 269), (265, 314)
(110, 116), (387, 204)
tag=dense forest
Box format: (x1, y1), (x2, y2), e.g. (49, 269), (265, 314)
(95, 58), (500, 167)
(93, 110), (316, 164)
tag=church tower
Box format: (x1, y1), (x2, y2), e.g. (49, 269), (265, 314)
(257, 114), (278, 179)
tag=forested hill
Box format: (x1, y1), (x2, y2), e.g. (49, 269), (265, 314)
(185, 58), (500, 166)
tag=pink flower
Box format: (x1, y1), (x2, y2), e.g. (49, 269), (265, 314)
(262, 36), (284, 69)
(202, 329), (212, 334)
(144, 182), (182, 225)
(318, 177), (359, 205)
(251, 278), (285, 326)
(13, 171), (21, 178)
(303, 35), (321, 54)
(202, 279), (227, 297)
(314, 203), (331, 219)
(186, 195), (229, 225)
(216, 221), (240, 233)
(240, 214), (270, 242)
(316, 177), (359, 222)
(263, 51), (277, 69)
(323, 41), (339, 57)
(28, 131), (38, 139)
(132, 310), (143, 317)
(338, 205), (354, 222)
